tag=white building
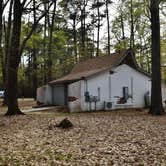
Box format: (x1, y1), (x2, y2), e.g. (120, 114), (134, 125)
(37, 49), (155, 112)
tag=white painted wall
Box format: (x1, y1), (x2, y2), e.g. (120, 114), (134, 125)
(68, 81), (81, 112)
(44, 85), (52, 105)
(37, 85), (52, 105)
(80, 64), (151, 111)
(80, 71), (110, 111)
(37, 86), (46, 104)
(111, 64), (151, 107)
(38, 64), (166, 111)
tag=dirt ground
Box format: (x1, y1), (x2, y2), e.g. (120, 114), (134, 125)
(0, 98), (36, 114)
(0, 105), (166, 165)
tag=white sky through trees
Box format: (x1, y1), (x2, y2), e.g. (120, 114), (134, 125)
(3, 0), (166, 53)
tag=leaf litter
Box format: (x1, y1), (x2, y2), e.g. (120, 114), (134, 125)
(0, 110), (166, 165)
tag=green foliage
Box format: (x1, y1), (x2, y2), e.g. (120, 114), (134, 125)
(161, 33), (166, 81)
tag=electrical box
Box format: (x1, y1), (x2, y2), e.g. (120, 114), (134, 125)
(84, 91), (90, 102)
(91, 96), (98, 102)
(123, 87), (129, 101)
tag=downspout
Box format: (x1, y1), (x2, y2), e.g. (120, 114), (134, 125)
(131, 77), (134, 103)
(109, 72), (112, 100)
(85, 79), (91, 111)
(85, 79), (88, 92)
(51, 85), (54, 105)
(97, 87), (100, 101)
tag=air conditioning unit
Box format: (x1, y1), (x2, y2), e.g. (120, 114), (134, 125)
(104, 101), (114, 110)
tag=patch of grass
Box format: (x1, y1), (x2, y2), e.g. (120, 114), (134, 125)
(43, 149), (73, 162)
(54, 152), (73, 161)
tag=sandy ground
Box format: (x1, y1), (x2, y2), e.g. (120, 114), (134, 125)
(0, 107), (166, 165)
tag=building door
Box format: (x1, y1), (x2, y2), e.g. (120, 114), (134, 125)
(53, 85), (66, 106)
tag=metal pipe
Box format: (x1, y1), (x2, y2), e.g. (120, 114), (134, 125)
(131, 77), (133, 103)
(94, 101), (97, 111)
(109, 75), (111, 100)
(97, 87), (100, 101)
(85, 79), (88, 91)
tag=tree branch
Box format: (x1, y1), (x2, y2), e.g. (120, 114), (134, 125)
(19, 2), (53, 56)
(21, 0), (28, 8)
(2, 0), (10, 11)
(19, 13), (46, 56)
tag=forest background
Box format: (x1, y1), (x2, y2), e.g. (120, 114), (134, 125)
(0, 0), (166, 99)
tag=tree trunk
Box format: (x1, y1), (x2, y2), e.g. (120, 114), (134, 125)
(47, 1), (56, 81)
(0, 0), (3, 81)
(92, 0), (95, 58)
(0, 0), (2, 49)
(106, 0), (110, 55)
(2, 0), (13, 106)
(81, 9), (85, 58)
(73, 14), (78, 62)
(5, 0), (24, 115)
(27, 53), (32, 90)
(149, 0), (164, 115)
(0, 0), (5, 104)
(32, 0), (37, 100)
(130, 0), (135, 49)
(96, 0), (100, 57)
(43, 6), (47, 84)
(32, 49), (37, 100)
(120, 13), (125, 40)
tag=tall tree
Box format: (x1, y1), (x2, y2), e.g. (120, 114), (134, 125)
(105, 0), (110, 55)
(32, 0), (37, 99)
(92, 0), (105, 57)
(0, 0), (3, 75)
(67, 0), (79, 61)
(43, 7), (47, 84)
(105, 0), (112, 55)
(96, 0), (100, 57)
(149, 0), (164, 115)
(5, 0), (23, 115)
(5, 0), (52, 115)
(130, 0), (135, 49)
(0, 0), (10, 87)
(0, 0), (2, 52)
(80, 0), (88, 58)
(47, 0), (57, 81)
(70, 12), (78, 61)
(2, 0), (13, 105)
